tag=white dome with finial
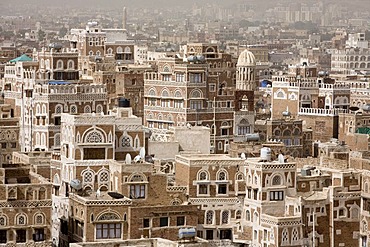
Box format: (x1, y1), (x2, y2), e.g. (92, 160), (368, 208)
(237, 49), (256, 67)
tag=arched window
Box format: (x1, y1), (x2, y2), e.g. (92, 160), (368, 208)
(67, 60), (74, 69)
(107, 48), (113, 55)
(274, 128), (281, 136)
(57, 60), (63, 69)
(206, 211), (214, 225)
(163, 66), (170, 72)
(41, 133), (46, 146)
(39, 187), (46, 200)
(0, 216), (6, 226)
(282, 228), (289, 245)
(364, 182), (369, 193)
(128, 174), (147, 199)
(98, 169), (109, 184)
(282, 129), (291, 136)
(291, 227), (299, 242)
(217, 170), (227, 180)
(235, 210), (242, 220)
(161, 89), (169, 97)
(16, 214), (27, 225)
(96, 104), (103, 113)
(36, 132), (40, 146)
(121, 134), (132, 148)
(271, 175), (282, 186)
(293, 128), (301, 136)
(198, 170), (208, 180)
(253, 211), (259, 222)
(190, 89), (202, 98)
(117, 47), (123, 53)
(84, 105), (91, 113)
(174, 90), (182, 98)
(36, 104), (41, 114)
(82, 170), (95, 184)
(124, 47), (131, 53)
(34, 213), (44, 225)
(148, 88), (156, 96)
(236, 173), (244, 181)
(363, 220), (368, 232)
(238, 118), (251, 135)
(42, 104), (46, 114)
(70, 105), (77, 114)
(351, 207), (359, 219)
(246, 210), (251, 221)
(221, 210), (229, 224)
(54, 134), (60, 147)
(85, 130), (104, 143)
(55, 105), (62, 114)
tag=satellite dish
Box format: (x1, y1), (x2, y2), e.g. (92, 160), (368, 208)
(108, 191), (124, 199)
(133, 155), (141, 163)
(349, 106), (360, 111)
(241, 153), (246, 160)
(70, 179), (82, 190)
(140, 147), (145, 159)
(125, 153), (132, 164)
(278, 154), (284, 163)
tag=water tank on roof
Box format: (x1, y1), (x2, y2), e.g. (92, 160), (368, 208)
(118, 98), (130, 107)
(363, 104), (370, 112)
(178, 228), (196, 239)
(187, 55), (195, 62)
(245, 133), (260, 141)
(260, 147), (271, 161)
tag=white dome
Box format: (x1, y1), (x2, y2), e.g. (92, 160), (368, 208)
(237, 49), (256, 67)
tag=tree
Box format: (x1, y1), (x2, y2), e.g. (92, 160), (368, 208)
(59, 27), (68, 38)
(38, 29), (46, 41)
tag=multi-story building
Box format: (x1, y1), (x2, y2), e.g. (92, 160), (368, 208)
(0, 162), (52, 246)
(0, 104), (20, 164)
(174, 153), (246, 243)
(331, 48), (370, 76)
(144, 45), (255, 153)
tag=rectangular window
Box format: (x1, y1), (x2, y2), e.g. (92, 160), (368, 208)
(130, 185), (145, 199)
(206, 230), (214, 240)
(177, 216), (185, 226)
(34, 228), (45, 242)
(16, 230), (27, 243)
(1, 143), (6, 149)
(189, 73), (202, 83)
(209, 84), (216, 92)
(238, 126), (250, 135)
(190, 100), (202, 109)
(96, 223), (121, 239)
(0, 230), (7, 243)
(163, 74), (171, 81)
(160, 217), (169, 227)
(218, 184), (227, 194)
(148, 98), (156, 106)
(221, 128), (229, 136)
(176, 73), (185, 82)
(199, 184), (208, 194)
(11, 142), (16, 148)
(174, 100), (183, 108)
(143, 218), (150, 228)
(269, 191), (284, 201)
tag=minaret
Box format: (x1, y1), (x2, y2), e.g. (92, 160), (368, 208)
(236, 49), (256, 91)
(122, 7), (127, 30)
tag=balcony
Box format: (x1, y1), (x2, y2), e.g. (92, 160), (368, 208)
(298, 107), (348, 116)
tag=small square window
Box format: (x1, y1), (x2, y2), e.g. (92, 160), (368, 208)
(177, 216), (185, 226)
(143, 218), (150, 228)
(160, 217), (168, 227)
(218, 184), (227, 194)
